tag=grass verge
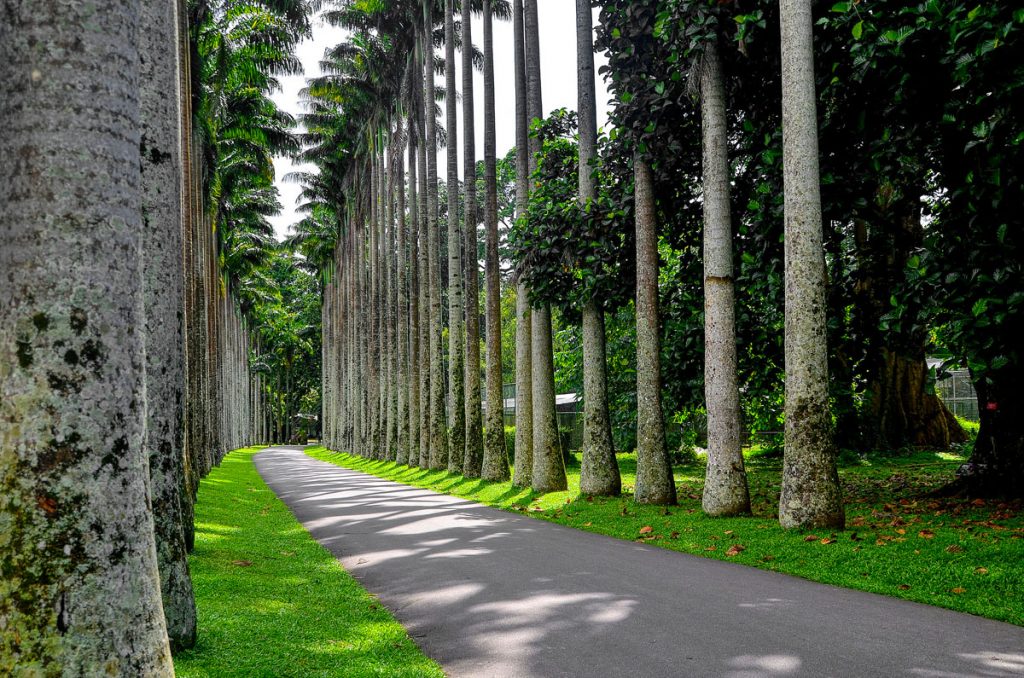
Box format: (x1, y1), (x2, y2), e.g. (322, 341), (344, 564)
(307, 446), (1023, 627)
(173, 447), (444, 678)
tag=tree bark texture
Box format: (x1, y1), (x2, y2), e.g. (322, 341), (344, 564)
(778, 0), (845, 530)
(699, 41), (751, 517)
(0, 0), (174, 672)
(633, 156), (677, 505)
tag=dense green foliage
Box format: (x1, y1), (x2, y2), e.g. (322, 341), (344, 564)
(174, 448), (443, 677)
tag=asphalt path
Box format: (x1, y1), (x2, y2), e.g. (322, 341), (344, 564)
(255, 446), (1024, 678)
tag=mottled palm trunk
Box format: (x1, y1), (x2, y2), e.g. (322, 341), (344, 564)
(397, 138), (410, 466)
(481, 0), (511, 482)
(633, 156), (677, 505)
(700, 41), (751, 517)
(139, 0), (198, 650)
(778, 0), (845, 530)
(445, 0), (466, 475)
(577, 0), (620, 497)
(524, 0), (567, 493)
(385, 144), (399, 462)
(417, 52), (432, 469)
(0, 1), (174, 671)
(512, 0), (534, 486)
(424, 1), (449, 470)
(462, 3), (484, 479)
(408, 118), (422, 466)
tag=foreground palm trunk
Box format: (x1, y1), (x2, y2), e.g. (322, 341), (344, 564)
(462, 1), (484, 479)
(778, 0), (845, 530)
(481, 0), (511, 482)
(0, 1), (174, 672)
(577, 0), (620, 497)
(524, 0), (567, 494)
(140, 0), (198, 649)
(633, 156), (677, 505)
(700, 41), (751, 517)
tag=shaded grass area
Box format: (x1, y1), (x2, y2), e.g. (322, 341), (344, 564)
(173, 447), (444, 678)
(307, 446), (1024, 627)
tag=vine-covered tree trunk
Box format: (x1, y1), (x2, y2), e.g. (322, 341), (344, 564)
(778, 0), (845, 530)
(445, 0), (466, 475)
(965, 374), (1024, 496)
(512, 0), (534, 486)
(525, 0), (567, 494)
(700, 41), (751, 517)
(633, 156), (677, 505)
(462, 4), (484, 479)
(140, 0), (198, 649)
(481, 0), (511, 482)
(577, 0), (620, 497)
(0, 0), (174, 671)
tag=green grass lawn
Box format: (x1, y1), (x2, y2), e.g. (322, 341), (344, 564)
(173, 447), (444, 678)
(307, 445), (1024, 627)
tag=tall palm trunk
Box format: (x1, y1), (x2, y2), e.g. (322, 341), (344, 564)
(0, 0), (174, 671)
(140, 0), (198, 650)
(462, 0), (484, 479)
(424, 0), (449, 470)
(576, 0), (620, 497)
(511, 0), (534, 486)
(633, 155), (677, 505)
(481, 0), (511, 482)
(396, 136), (410, 466)
(417, 54), (432, 469)
(445, 0), (466, 475)
(524, 0), (567, 493)
(778, 0), (845, 530)
(408, 115), (422, 467)
(700, 41), (751, 517)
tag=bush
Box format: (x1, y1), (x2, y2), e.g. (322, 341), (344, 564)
(504, 426), (516, 465)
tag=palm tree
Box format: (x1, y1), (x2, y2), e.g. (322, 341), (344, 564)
(699, 39), (751, 517)
(0, 0), (174, 671)
(481, 0), (511, 481)
(141, 0), (197, 650)
(512, 0), (534, 486)
(633, 155), (677, 505)
(463, 0), (485, 479)
(778, 0), (845, 530)
(576, 0), (620, 497)
(524, 0), (567, 493)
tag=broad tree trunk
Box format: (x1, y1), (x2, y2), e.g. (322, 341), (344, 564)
(633, 156), (677, 505)
(778, 0), (845, 530)
(462, 3), (484, 479)
(961, 373), (1024, 496)
(445, 0), (466, 475)
(0, 1), (174, 671)
(577, 0), (620, 497)
(481, 0), (511, 482)
(699, 41), (751, 517)
(140, 0), (198, 649)
(511, 0), (534, 487)
(524, 0), (567, 493)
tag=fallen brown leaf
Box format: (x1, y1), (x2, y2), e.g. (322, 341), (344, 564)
(898, 584), (911, 591)
(951, 587), (966, 594)
(639, 525), (654, 535)
(803, 534), (820, 542)
(918, 529), (935, 539)
(945, 544), (964, 553)
(725, 544), (745, 557)
(232, 560), (253, 567)
(974, 567), (989, 575)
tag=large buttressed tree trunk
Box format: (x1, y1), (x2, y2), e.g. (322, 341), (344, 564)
(633, 156), (677, 506)
(524, 0), (567, 494)
(445, 0), (466, 475)
(699, 40), (751, 517)
(778, 0), (845, 530)
(140, 0), (198, 650)
(481, 0), (511, 482)
(0, 0), (174, 672)
(462, 0), (484, 479)
(577, 0), (620, 498)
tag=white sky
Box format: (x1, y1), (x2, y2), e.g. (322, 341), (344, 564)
(269, 3), (611, 241)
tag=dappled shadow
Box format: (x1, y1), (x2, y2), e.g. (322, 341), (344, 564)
(256, 447), (1024, 678)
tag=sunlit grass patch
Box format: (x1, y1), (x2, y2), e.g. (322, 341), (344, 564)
(173, 447), (444, 678)
(307, 446), (1023, 627)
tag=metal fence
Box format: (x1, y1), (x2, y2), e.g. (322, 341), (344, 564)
(934, 367), (979, 421)
(499, 383), (585, 452)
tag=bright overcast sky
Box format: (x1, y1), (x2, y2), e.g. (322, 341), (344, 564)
(269, 3), (611, 241)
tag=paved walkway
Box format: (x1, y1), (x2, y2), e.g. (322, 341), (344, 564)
(255, 446), (1024, 678)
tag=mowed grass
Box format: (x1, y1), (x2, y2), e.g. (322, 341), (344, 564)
(173, 447), (444, 678)
(307, 446), (1024, 627)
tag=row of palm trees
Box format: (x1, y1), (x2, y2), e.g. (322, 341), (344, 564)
(1, 0), (309, 671)
(308, 0), (843, 529)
